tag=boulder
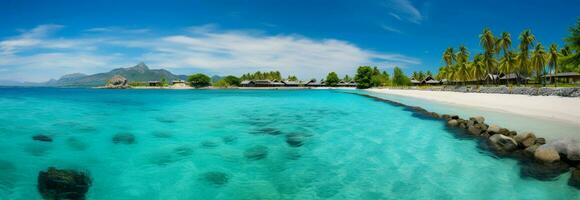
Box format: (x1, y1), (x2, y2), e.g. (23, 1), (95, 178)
(535, 138), (546, 145)
(498, 128), (512, 136)
(569, 167), (580, 189)
(112, 133), (135, 144)
(430, 112), (440, 118)
(104, 75), (129, 89)
(37, 167), (91, 200)
(473, 116), (485, 124)
(451, 115), (460, 120)
(32, 134), (53, 142)
(487, 125), (501, 135)
(458, 119), (468, 129)
(524, 144), (540, 158)
(534, 145), (560, 163)
(468, 123), (487, 135)
(489, 134), (518, 153)
(447, 120), (458, 127)
(441, 114), (451, 120)
(514, 132), (536, 148)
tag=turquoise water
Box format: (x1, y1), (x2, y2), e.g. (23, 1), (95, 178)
(0, 88), (578, 199)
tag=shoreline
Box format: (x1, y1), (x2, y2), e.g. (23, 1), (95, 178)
(367, 88), (580, 127)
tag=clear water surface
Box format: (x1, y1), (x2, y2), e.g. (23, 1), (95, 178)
(0, 87), (578, 199)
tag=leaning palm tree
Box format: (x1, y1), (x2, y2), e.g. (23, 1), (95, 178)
(479, 28), (496, 84)
(531, 43), (548, 86)
(436, 66), (447, 81)
(561, 18), (580, 66)
(548, 44), (561, 86)
(499, 51), (518, 86)
(518, 29), (536, 80)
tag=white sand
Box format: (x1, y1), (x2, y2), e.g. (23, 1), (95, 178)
(367, 88), (580, 126)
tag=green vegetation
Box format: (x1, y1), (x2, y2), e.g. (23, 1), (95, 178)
(392, 67), (411, 86)
(240, 71), (282, 81)
(354, 66), (391, 89)
(434, 19), (580, 86)
(188, 73), (211, 88)
(212, 75), (241, 88)
(325, 72), (340, 86)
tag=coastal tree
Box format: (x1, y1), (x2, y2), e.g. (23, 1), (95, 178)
(354, 66), (374, 89)
(479, 28), (497, 84)
(531, 43), (548, 86)
(187, 73), (211, 88)
(498, 51), (518, 86)
(562, 18), (580, 67)
(518, 29), (536, 78)
(325, 72), (340, 86)
(223, 75), (241, 86)
(547, 44), (561, 86)
(456, 45), (471, 84)
(287, 75), (298, 81)
(343, 75), (352, 82)
(471, 53), (486, 85)
(392, 67), (411, 86)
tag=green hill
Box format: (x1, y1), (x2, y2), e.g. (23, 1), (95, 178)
(47, 63), (187, 87)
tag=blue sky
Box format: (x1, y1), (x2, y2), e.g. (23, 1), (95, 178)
(0, 0), (579, 82)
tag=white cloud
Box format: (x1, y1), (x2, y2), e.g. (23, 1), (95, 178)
(0, 24), (420, 82)
(381, 24), (403, 33)
(384, 0), (423, 24)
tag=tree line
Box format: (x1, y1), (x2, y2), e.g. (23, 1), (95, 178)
(436, 18), (580, 86)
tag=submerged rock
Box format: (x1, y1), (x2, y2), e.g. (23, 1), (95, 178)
(112, 133), (136, 144)
(468, 123), (487, 135)
(244, 145), (269, 160)
(489, 134), (518, 153)
(569, 167), (580, 189)
(37, 167), (91, 200)
(199, 171), (230, 186)
(286, 133), (307, 147)
(519, 160), (569, 181)
(534, 145), (560, 163)
(33, 134), (53, 142)
(151, 131), (172, 138)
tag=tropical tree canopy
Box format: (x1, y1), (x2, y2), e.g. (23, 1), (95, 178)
(392, 67), (411, 86)
(187, 73), (211, 88)
(325, 72), (340, 86)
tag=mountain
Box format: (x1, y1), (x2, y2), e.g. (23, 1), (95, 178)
(47, 63), (187, 87)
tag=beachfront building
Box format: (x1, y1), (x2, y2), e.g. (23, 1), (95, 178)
(171, 80), (188, 87)
(337, 81), (357, 87)
(281, 80), (303, 87)
(411, 76), (442, 85)
(305, 80), (324, 87)
(148, 81), (161, 86)
(543, 72), (580, 84)
(240, 80), (285, 87)
(499, 73), (530, 85)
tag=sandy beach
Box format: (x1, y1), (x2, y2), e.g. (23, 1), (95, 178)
(367, 88), (580, 126)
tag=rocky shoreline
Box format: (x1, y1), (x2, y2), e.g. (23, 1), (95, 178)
(357, 93), (580, 189)
(415, 85), (580, 97)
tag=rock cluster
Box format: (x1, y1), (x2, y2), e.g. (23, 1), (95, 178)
(361, 91), (580, 189)
(425, 86), (580, 97)
(37, 167), (91, 200)
(104, 75), (129, 89)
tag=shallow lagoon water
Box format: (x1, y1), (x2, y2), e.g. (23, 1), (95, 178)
(0, 87), (578, 199)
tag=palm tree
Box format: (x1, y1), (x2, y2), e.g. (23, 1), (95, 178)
(518, 29), (536, 80)
(479, 28), (496, 84)
(456, 45), (471, 84)
(562, 18), (580, 66)
(471, 54), (486, 85)
(531, 43), (548, 86)
(499, 51), (518, 86)
(436, 66), (447, 81)
(443, 47), (456, 69)
(497, 32), (512, 56)
(548, 44), (560, 86)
